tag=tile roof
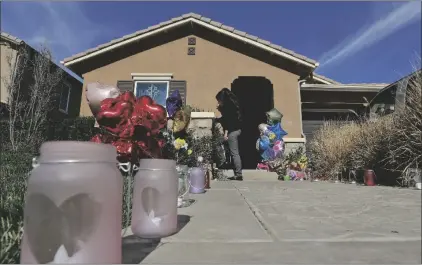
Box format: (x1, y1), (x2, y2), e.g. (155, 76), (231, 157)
(1, 32), (24, 45)
(62, 12), (318, 66)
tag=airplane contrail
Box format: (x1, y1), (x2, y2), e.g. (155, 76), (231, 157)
(318, 2), (421, 69)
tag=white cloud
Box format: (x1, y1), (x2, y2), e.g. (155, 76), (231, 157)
(2, 1), (111, 80)
(318, 2), (421, 69)
(2, 1), (105, 60)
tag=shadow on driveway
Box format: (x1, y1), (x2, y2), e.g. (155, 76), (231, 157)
(122, 214), (191, 263)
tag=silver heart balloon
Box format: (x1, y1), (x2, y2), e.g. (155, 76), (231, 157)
(86, 82), (121, 117)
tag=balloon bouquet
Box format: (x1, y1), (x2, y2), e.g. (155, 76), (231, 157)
(86, 82), (168, 164)
(256, 108), (288, 173)
(86, 82), (193, 167)
(86, 83), (193, 208)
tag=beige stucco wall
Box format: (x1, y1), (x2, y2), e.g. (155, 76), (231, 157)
(81, 35), (303, 137)
(0, 43), (18, 104)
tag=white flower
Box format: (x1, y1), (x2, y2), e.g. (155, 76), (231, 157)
(197, 156), (204, 163)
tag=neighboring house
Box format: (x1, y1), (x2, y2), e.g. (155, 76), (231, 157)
(1, 32), (83, 119)
(60, 12), (386, 167)
(368, 69), (421, 118)
(300, 75), (388, 141)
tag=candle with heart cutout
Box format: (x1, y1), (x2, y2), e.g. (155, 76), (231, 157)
(20, 141), (123, 264)
(131, 159), (178, 238)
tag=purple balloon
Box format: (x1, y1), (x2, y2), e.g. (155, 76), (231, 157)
(166, 90), (183, 118)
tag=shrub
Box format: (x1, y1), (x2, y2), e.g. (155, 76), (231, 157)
(309, 116), (397, 182)
(350, 115), (394, 170)
(187, 133), (215, 167)
(47, 116), (97, 141)
(309, 120), (361, 180)
(0, 120), (47, 153)
(0, 213), (23, 264)
(385, 69), (421, 173)
(0, 150), (33, 264)
(1, 117), (97, 149)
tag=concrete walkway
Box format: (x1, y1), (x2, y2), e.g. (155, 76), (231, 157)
(122, 176), (421, 264)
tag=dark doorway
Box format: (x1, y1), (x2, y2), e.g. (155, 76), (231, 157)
(231, 76), (274, 169)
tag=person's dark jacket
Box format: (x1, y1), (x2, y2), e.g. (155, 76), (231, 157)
(217, 104), (241, 133)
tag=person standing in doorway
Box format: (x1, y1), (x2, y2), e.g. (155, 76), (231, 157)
(216, 88), (243, 181)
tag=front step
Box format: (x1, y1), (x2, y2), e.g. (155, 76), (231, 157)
(219, 169), (278, 181)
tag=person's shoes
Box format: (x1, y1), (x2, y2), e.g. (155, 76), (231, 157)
(228, 176), (243, 181)
(235, 176), (243, 181)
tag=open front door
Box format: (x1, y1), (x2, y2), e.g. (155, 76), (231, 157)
(231, 76), (274, 169)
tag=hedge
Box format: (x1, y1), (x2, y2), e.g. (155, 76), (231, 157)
(46, 116), (97, 141)
(0, 117), (97, 146)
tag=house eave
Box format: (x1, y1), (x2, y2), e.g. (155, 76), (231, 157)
(313, 76), (332, 84)
(301, 83), (386, 93)
(61, 16), (318, 70)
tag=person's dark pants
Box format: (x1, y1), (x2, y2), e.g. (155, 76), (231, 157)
(227, 129), (242, 177)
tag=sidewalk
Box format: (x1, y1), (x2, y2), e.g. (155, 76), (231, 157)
(122, 178), (421, 264)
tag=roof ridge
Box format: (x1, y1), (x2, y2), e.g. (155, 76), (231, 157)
(62, 12), (318, 67)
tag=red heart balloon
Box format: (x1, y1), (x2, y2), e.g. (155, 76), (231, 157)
(91, 92), (167, 161)
(131, 96), (167, 135)
(96, 92), (136, 139)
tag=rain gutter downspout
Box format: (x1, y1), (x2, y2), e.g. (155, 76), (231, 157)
(298, 78), (307, 141)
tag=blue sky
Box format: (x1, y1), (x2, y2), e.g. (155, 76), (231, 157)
(2, 1), (421, 84)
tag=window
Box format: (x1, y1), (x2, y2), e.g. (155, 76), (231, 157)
(134, 81), (169, 107)
(59, 85), (71, 114)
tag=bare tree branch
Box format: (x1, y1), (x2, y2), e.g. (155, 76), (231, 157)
(2, 44), (63, 151)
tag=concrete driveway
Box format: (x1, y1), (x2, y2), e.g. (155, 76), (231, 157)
(123, 177), (421, 264)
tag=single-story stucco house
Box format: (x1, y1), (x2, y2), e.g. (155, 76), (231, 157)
(300, 78), (388, 142)
(61, 12), (387, 168)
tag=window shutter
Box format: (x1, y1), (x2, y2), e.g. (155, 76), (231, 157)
(169, 80), (187, 105)
(116, 80), (134, 93)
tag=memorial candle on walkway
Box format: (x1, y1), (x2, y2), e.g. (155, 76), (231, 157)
(20, 141), (123, 264)
(189, 167), (206, 194)
(131, 159), (178, 238)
